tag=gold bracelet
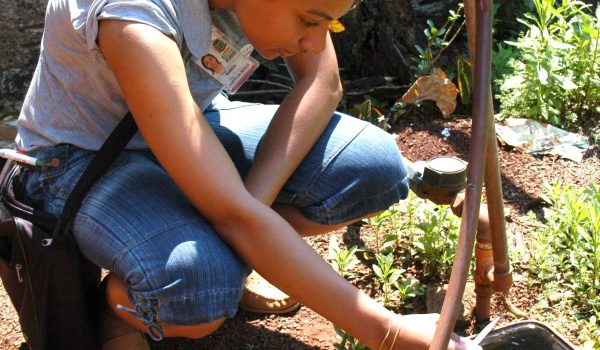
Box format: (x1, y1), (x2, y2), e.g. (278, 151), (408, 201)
(377, 316), (392, 350)
(389, 319), (401, 350)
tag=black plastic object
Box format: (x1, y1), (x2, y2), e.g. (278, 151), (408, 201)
(407, 156), (468, 205)
(421, 157), (468, 192)
(478, 320), (576, 350)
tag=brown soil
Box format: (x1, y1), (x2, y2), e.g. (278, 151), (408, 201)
(1, 113), (599, 350)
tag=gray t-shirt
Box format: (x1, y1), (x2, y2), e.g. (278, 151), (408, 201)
(17, 0), (249, 151)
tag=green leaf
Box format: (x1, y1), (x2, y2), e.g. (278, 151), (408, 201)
(501, 75), (525, 89)
(334, 327), (346, 337)
(373, 265), (383, 279)
(549, 40), (575, 49)
(556, 75), (578, 90)
(537, 65), (549, 84)
(505, 39), (536, 48)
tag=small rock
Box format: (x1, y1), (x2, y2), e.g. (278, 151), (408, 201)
(426, 282), (477, 325)
(547, 292), (562, 305)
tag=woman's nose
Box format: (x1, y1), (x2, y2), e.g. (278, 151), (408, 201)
(299, 27), (328, 54)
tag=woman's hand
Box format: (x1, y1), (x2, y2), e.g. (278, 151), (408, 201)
(387, 314), (482, 350)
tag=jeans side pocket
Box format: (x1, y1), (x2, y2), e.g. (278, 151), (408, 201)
(23, 145), (94, 214)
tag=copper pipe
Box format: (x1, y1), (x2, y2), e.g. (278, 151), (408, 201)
(466, 0), (513, 296)
(428, 1), (494, 349)
(485, 102), (513, 293)
(451, 193), (495, 321)
(464, 0), (513, 316)
(464, 0), (495, 322)
(464, 0), (477, 61)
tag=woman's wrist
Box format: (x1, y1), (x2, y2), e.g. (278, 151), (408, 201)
(378, 314), (403, 350)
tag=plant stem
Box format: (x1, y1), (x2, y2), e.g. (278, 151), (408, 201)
(578, 30), (600, 119)
(431, 20), (466, 69)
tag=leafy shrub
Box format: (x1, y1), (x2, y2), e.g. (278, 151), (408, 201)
(531, 180), (600, 347)
(412, 5), (466, 79)
(496, 0), (600, 129)
(412, 201), (461, 280)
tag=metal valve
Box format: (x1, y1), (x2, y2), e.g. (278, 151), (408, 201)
(406, 156), (468, 205)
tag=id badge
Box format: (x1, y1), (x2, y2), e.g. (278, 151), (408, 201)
(194, 26), (259, 94)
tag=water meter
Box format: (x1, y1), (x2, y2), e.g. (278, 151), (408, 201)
(407, 156), (468, 205)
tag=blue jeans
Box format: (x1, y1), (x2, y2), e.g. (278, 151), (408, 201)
(19, 96), (409, 340)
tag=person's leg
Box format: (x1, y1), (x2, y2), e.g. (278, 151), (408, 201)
(205, 96), (409, 235)
(274, 115), (409, 235)
(271, 203), (380, 236)
(20, 145), (250, 341)
(105, 274), (225, 339)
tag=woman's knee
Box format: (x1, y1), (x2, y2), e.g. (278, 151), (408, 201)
(346, 123), (409, 187)
(105, 225), (250, 339)
(301, 122), (409, 224)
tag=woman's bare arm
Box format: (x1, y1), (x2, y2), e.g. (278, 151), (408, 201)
(243, 32), (342, 205)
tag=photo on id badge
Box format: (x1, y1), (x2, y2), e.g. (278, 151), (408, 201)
(196, 26), (259, 94)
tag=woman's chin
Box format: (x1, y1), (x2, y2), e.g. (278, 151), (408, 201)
(255, 48), (280, 60)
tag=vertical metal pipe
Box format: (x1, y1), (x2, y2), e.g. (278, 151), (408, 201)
(465, 0), (491, 322)
(464, 0), (477, 60)
(466, 0), (513, 317)
(428, 1), (494, 349)
(485, 94), (513, 293)
(450, 192), (495, 321)
(464, 0), (493, 321)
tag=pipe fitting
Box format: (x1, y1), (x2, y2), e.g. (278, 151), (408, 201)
(475, 244), (494, 286)
(493, 268), (514, 293)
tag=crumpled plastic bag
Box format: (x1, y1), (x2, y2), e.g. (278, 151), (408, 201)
(495, 118), (589, 163)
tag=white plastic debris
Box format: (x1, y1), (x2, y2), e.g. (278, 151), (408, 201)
(441, 128), (451, 139)
(495, 118), (589, 163)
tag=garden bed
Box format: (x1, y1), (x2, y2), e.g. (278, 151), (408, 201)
(1, 112), (599, 349)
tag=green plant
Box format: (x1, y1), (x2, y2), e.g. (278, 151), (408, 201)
(349, 98), (392, 131)
(328, 236), (361, 279)
(395, 3), (470, 121)
(365, 207), (397, 253)
(531, 180), (600, 346)
(454, 53), (472, 106)
(412, 203), (461, 279)
(412, 4), (466, 78)
(592, 129), (600, 147)
(395, 192), (421, 240)
(373, 252), (403, 307)
(536, 181), (600, 302)
(497, 0), (600, 129)
(493, 1), (536, 42)
(581, 315), (600, 350)
(333, 327), (368, 350)
(365, 198), (428, 255)
(491, 43), (521, 98)
(393, 277), (424, 309)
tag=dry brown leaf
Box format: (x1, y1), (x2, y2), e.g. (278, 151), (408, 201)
(400, 68), (459, 118)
